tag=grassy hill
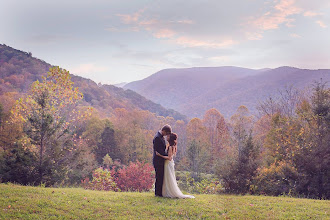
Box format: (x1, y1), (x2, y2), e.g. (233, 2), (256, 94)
(0, 183), (329, 219)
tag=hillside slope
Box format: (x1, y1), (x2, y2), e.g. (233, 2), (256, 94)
(125, 66), (330, 118)
(125, 66), (263, 111)
(0, 44), (186, 121)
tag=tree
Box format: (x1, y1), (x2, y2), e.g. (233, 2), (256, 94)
(187, 140), (200, 179)
(186, 118), (211, 174)
(10, 66), (92, 185)
(203, 108), (223, 160)
(236, 133), (259, 193)
(294, 80), (330, 199)
(95, 121), (118, 164)
(0, 143), (38, 185)
(230, 106), (253, 159)
(217, 132), (259, 194)
(173, 120), (187, 162)
(111, 108), (155, 165)
(103, 153), (113, 168)
(0, 103), (3, 127)
(257, 85), (304, 119)
(0, 93), (23, 151)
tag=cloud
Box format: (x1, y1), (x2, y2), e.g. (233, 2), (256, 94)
(304, 11), (323, 17)
(289, 33), (301, 38)
(245, 32), (263, 41)
(114, 8), (236, 49)
(174, 36), (235, 48)
(153, 29), (176, 38)
(208, 56), (230, 62)
(174, 20), (194, 24)
(28, 34), (75, 45)
(70, 63), (109, 78)
(116, 9), (145, 24)
(245, 0), (303, 40)
(316, 20), (327, 28)
(250, 0), (302, 31)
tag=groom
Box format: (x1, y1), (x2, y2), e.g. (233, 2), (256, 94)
(153, 124), (172, 197)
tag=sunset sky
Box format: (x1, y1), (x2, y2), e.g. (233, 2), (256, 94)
(1, 0), (329, 84)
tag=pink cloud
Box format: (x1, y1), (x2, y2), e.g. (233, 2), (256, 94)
(153, 29), (176, 39)
(175, 36), (235, 48)
(70, 63), (108, 78)
(116, 8), (146, 24)
(175, 20), (194, 24)
(289, 33), (301, 38)
(115, 9), (234, 48)
(304, 11), (323, 17)
(245, 0), (304, 40)
(316, 20), (327, 28)
(245, 32), (263, 40)
(252, 0), (302, 31)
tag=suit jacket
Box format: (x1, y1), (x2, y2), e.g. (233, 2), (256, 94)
(152, 131), (167, 167)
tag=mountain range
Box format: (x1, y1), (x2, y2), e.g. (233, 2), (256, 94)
(124, 66), (330, 118)
(2, 43), (329, 120)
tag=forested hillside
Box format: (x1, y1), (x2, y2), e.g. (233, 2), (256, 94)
(0, 44), (186, 121)
(125, 66), (330, 118)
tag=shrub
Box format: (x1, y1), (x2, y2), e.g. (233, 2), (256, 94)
(115, 161), (154, 192)
(177, 171), (223, 194)
(81, 167), (119, 191)
(252, 161), (298, 196)
(193, 179), (224, 194)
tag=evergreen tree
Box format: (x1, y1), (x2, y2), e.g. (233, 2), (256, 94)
(95, 121), (118, 164)
(217, 132), (259, 194)
(10, 67), (92, 185)
(187, 140), (200, 179)
(0, 143), (38, 185)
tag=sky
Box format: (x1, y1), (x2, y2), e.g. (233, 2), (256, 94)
(1, 0), (330, 84)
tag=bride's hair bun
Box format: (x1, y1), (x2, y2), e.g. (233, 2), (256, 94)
(169, 133), (178, 146)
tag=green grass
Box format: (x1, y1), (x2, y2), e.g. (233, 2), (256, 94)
(0, 183), (329, 219)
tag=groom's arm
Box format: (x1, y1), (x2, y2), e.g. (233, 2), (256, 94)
(156, 146), (173, 160)
(154, 137), (165, 156)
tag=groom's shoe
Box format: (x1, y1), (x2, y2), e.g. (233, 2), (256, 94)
(155, 194), (163, 197)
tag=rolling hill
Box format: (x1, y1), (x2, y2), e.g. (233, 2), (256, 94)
(124, 66), (330, 118)
(0, 44), (186, 121)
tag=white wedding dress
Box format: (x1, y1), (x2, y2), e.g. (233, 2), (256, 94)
(162, 147), (195, 199)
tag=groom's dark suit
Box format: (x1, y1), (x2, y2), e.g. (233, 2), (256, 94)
(153, 131), (167, 196)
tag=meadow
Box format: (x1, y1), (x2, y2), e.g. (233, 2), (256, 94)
(0, 183), (329, 219)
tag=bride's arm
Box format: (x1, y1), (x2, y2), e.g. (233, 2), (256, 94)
(156, 146), (173, 160)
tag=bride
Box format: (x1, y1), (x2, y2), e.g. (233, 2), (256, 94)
(156, 133), (195, 199)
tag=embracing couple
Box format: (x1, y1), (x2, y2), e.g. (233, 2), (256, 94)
(152, 124), (195, 199)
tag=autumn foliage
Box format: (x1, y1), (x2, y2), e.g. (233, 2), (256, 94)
(81, 167), (119, 191)
(81, 161), (155, 192)
(1, 45), (329, 199)
(115, 161), (155, 192)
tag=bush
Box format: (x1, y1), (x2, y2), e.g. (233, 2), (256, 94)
(115, 161), (154, 192)
(176, 171), (223, 194)
(193, 178), (224, 194)
(0, 144), (38, 185)
(81, 167), (119, 191)
(252, 161), (298, 196)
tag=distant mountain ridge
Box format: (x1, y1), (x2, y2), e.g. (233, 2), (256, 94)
(124, 66), (330, 118)
(113, 82), (128, 88)
(0, 44), (186, 121)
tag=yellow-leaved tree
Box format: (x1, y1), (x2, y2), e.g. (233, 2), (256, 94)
(10, 66), (92, 186)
